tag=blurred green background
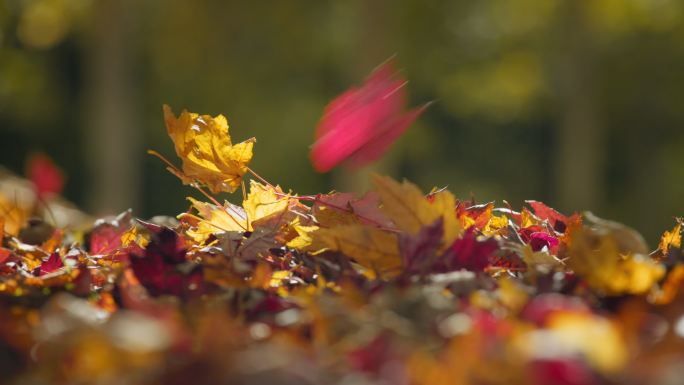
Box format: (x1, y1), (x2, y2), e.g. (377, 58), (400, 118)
(1, 0), (684, 242)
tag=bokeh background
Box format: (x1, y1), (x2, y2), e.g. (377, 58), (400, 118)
(1, 0), (684, 242)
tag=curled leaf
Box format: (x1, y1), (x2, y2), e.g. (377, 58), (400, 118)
(163, 105), (255, 193)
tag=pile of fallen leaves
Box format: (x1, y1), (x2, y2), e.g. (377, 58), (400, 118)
(3, 64), (684, 385)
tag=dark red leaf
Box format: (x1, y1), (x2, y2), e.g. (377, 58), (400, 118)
(443, 229), (498, 272)
(129, 222), (201, 297)
(39, 253), (63, 276)
(88, 210), (134, 255)
(399, 217), (444, 273)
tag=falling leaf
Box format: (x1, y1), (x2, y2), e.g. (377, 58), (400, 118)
(310, 60), (426, 172)
(26, 152), (65, 199)
(163, 105), (255, 193)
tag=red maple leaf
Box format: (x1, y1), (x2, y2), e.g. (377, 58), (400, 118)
(310, 60), (427, 172)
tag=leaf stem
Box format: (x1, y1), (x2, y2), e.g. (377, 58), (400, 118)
(246, 167), (275, 189)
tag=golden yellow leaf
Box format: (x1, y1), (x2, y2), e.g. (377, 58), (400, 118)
(315, 224), (401, 278)
(163, 104), (255, 193)
(482, 214), (508, 237)
(120, 226), (149, 248)
(372, 175), (461, 247)
(658, 223), (681, 254)
(429, 189), (463, 246)
(372, 174), (436, 233)
(242, 180), (289, 229)
(286, 217), (325, 252)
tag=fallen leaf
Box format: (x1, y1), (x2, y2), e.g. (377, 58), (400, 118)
(443, 229), (498, 272)
(242, 180), (289, 230)
(567, 226), (664, 295)
(183, 198), (247, 243)
(315, 224), (401, 278)
(38, 252), (63, 276)
(658, 223), (681, 255)
(371, 174), (439, 234)
(399, 217), (444, 273)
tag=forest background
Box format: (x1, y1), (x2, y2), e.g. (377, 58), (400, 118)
(1, 0), (683, 242)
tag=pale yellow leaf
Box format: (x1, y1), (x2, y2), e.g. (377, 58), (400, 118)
(372, 175), (461, 250)
(315, 224), (401, 278)
(184, 197), (247, 243)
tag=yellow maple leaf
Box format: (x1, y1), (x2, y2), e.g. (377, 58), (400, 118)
(372, 174), (435, 233)
(242, 180), (289, 230)
(372, 174), (461, 246)
(429, 189), (463, 245)
(183, 198), (247, 243)
(163, 104), (255, 193)
(482, 214), (508, 237)
(315, 224), (401, 278)
(658, 223), (681, 254)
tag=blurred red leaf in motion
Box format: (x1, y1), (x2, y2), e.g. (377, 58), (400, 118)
(310, 60), (427, 172)
(26, 152), (65, 198)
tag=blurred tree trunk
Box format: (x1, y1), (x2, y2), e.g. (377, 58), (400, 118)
(334, 0), (397, 193)
(553, 0), (603, 212)
(82, 0), (140, 215)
